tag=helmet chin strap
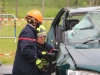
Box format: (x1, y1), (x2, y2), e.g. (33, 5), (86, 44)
(29, 20), (41, 29)
(36, 23), (41, 29)
(32, 23), (41, 29)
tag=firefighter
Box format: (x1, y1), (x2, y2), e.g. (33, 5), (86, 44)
(12, 9), (44, 75)
(36, 25), (56, 75)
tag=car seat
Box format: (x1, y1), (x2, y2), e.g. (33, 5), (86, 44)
(65, 19), (79, 30)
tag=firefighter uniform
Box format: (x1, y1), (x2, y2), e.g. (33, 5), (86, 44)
(12, 9), (43, 75)
(37, 42), (54, 75)
(12, 24), (38, 75)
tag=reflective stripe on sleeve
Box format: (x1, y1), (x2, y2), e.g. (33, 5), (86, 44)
(18, 38), (36, 42)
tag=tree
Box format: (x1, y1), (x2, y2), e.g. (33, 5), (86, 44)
(95, 0), (99, 6)
(31, 0), (33, 2)
(66, 0), (70, 7)
(75, 0), (78, 4)
(89, 0), (94, 6)
(0, 0), (7, 14)
(15, 0), (18, 18)
(42, 0), (44, 17)
(89, 0), (99, 6)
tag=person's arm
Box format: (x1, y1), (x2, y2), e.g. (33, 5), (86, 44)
(19, 29), (37, 63)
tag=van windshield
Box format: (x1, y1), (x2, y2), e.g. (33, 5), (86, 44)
(67, 11), (100, 49)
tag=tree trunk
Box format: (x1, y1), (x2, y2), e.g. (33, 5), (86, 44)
(31, 0), (33, 2)
(67, 0), (70, 7)
(42, 0), (44, 17)
(92, 0), (95, 6)
(89, 0), (92, 6)
(75, 0), (78, 4)
(95, 0), (99, 6)
(89, 0), (95, 6)
(16, 0), (18, 18)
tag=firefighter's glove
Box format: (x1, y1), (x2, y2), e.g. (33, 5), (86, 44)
(42, 51), (47, 55)
(41, 58), (48, 66)
(36, 59), (43, 69)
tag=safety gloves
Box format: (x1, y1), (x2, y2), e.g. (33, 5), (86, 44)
(41, 58), (48, 66)
(36, 59), (42, 69)
(36, 58), (47, 69)
(42, 51), (47, 55)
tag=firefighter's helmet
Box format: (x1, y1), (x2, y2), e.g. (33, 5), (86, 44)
(26, 9), (43, 23)
(37, 25), (47, 37)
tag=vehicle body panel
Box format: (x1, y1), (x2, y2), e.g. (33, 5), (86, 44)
(66, 45), (100, 72)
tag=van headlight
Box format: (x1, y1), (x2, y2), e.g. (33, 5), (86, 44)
(68, 69), (100, 75)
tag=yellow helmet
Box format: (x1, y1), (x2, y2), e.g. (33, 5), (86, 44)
(26, 9), (43, 23)
(37, 25), (47, 37)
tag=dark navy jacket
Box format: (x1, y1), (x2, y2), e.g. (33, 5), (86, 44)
(37, 42), (54, 58)
(37, 42), (54, 75)
(12, 24), (38, 75)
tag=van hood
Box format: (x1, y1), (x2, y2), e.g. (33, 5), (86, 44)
(66, 45), (100, 72)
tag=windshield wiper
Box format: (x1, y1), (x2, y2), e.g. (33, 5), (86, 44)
(82, 38), (100, 44)
(83, 39), (95, 44)
(83, 32), (100, 44)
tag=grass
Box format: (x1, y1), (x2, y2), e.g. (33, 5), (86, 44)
(2, 0), (100, 18)
(0, 20), (52, 64)
(0, 21), (24, 64)
(4, 0), (68, 18)
(6, 6), (60, 18)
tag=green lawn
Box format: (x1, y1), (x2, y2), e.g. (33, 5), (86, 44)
(0, 23), (24, 64)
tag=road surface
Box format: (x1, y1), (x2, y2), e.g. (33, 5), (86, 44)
(0, 65), (12, 75)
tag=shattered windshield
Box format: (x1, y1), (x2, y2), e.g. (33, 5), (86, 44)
(66, 11), (100, 49)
